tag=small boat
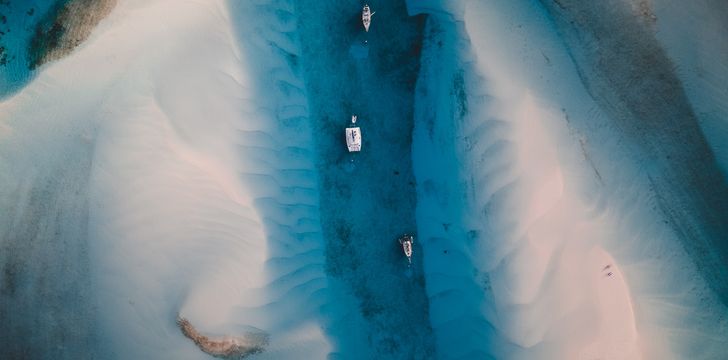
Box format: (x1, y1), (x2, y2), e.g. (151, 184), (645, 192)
(399, 234), (414, 264)
(346, 115), (361, 152)
(362, 5), (375, 32)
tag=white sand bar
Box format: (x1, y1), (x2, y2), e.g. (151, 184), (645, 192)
(0, 0), (333, 358)
(409, 0), (728, 358)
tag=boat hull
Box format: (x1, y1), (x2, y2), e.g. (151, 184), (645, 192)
(346, 127), (361, 152)
(362, 6), (372, 32)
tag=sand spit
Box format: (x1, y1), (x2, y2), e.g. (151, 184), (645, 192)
(539, 0), (728, 304)
(177, 317), (268, 359)
(28, 0), (117, 69)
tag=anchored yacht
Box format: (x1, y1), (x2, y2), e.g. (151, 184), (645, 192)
(346, 115), (361, 152)
(399, 234), (414, 264)
(362, 5), (374, 32)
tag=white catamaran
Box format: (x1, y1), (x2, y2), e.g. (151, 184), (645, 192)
(362, 5), (375, 32)
(399, 234), (414, 264)
(346, 115), (362, 152)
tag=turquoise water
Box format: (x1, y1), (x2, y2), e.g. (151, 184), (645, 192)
(0, 0), (61, 98)
(1, 0), (728, 358)
(294, 0), (435, 358)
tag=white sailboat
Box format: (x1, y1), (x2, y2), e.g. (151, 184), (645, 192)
(362, 5), (375, 32)
(346, 115), (361, 152)
(399, 234), (414, 264)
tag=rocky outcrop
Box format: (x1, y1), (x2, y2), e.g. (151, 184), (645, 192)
(177, 317), (268, 359)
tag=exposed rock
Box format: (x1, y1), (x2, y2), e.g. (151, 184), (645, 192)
(177, 317), (268, 359)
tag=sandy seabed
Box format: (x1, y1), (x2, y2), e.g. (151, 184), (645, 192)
(1, 0), (335, 358)
(1, 0), (727, 359)
(408, 0), (728, 359)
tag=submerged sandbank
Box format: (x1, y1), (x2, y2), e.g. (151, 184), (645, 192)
(649, 0), (728, 173)
(1, 0), (334, 358)
(409, 0), (728, 358)
(538, 0), (728, 307)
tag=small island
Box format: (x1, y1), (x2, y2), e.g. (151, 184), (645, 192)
(177, 317), (269, 359)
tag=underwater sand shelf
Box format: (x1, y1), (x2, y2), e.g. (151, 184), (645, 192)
(177, 317), (269, 359)
(28, 0), (117, 69)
